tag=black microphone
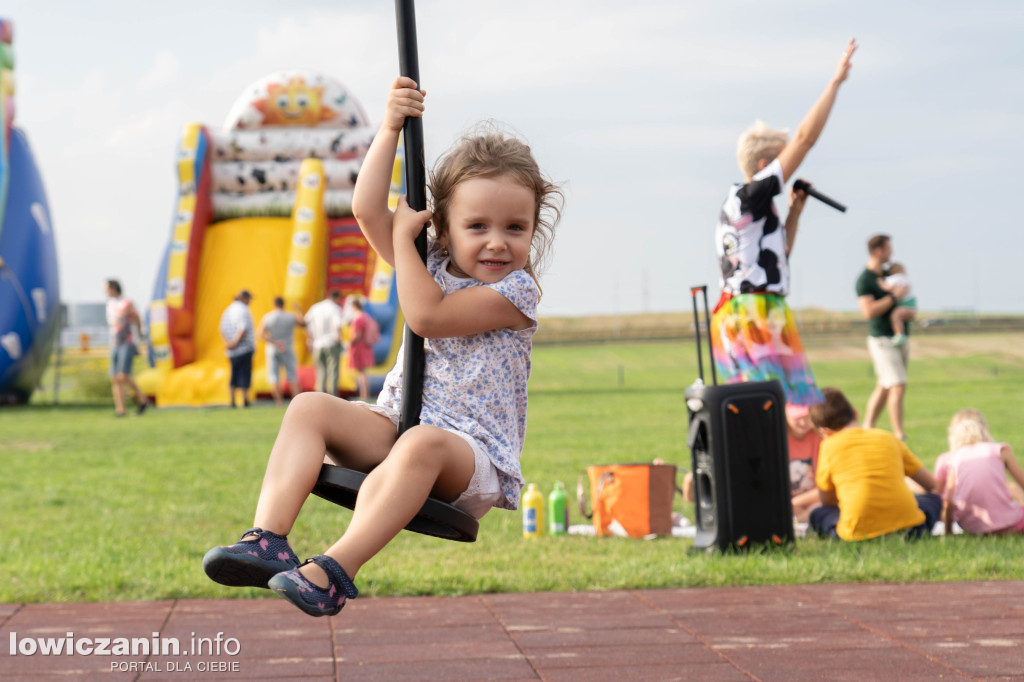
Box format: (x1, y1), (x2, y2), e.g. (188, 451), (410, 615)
(793, 179), (847, 213)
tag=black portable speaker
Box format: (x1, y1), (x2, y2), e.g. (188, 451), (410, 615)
(686, 286), (794, 552)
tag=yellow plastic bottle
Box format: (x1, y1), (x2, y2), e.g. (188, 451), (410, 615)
(522, 483), (545, 538)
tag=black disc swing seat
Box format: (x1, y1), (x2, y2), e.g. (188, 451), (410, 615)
(311, 0), (478, 544)
(312, 465), (479, 542)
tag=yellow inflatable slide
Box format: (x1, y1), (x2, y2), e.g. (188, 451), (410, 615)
(139, 71), (403, 407)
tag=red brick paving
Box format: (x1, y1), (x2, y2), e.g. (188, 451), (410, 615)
(2, 581), (1023, 680)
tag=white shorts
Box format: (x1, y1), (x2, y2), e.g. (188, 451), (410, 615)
(359, 402), (503, 520)
(867, 336), (909, 388)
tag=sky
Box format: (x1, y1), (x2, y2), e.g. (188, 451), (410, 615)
(6, 0), (1024, 317)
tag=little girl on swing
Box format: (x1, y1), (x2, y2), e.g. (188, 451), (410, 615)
(203, 76), (563, 617)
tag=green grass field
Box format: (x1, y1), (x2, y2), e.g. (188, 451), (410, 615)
(3, 334), (1024, 603)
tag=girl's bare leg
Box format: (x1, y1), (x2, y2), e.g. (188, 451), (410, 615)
(303, 424), (475, 584)
(251, 392), (397, 537)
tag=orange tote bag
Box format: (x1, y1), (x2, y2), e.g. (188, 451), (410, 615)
(577, 463), (678, 537)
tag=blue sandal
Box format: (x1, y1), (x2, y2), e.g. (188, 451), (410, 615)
(202, 527), (300, 589)
(268, 554), (358, 617)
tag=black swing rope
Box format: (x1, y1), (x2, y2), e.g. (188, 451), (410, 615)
(395, 0), (428, 436)
(311, 0), (479, 542)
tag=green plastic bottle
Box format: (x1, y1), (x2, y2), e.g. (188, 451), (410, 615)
(548, 481), (568, 535)
(522, 483), (544, 538)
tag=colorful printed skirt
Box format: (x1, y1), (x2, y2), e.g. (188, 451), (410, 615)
(710, 293), (823, 407)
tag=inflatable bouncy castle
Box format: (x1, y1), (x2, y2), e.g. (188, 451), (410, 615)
(0, 19), (60, 404)
(141, 71), (403, 406)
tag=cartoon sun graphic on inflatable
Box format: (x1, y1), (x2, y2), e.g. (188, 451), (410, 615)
(254, 77), (338, 126)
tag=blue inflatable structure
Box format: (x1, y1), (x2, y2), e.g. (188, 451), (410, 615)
(0, 19), (59, 404)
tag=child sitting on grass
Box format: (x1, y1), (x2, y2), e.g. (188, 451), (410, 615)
(809, 386), (940, 540)
(935, 409), (1024, 535)
(878, 262), (916, 346)
(202, 76), (563, 617)
(786, 404), (824, 523)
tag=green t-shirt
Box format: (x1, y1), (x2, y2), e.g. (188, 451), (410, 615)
(855, 268), (904, 338)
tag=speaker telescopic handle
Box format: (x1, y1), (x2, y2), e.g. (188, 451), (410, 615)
(701, 287), (717, 386)
(690, 286), (705, 385)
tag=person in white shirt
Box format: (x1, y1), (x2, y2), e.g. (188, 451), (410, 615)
(303, 290), (345, 395)
(219, 289), (255, 407)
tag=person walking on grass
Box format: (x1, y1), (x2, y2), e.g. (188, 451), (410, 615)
(856, 234), (911, 440)
(105, 279), (149, 417)
(203, 75), (563, 618)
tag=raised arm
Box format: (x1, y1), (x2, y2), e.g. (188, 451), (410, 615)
(775, 38), (857, 182)
(351, 76), (425, 267)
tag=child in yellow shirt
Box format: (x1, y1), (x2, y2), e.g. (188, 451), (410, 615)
(809, 387), (940, 540)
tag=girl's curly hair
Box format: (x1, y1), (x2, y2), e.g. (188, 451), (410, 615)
(428, 123), (563, 293)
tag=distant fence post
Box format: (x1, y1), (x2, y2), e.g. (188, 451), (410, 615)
(51, 303), (67, 404)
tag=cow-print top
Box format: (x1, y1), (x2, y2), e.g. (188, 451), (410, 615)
(716, 158), (789, 296)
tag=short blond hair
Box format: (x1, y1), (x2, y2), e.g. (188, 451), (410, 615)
(736, 120), (788, 178)
(948, 409), (994, 451)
